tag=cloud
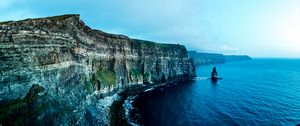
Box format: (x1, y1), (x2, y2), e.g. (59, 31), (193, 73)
(218, 45), (239, 52)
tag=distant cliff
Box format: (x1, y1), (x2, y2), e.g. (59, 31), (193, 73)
(224, 55), (252, 61)
(0, 14), (195, 125)
(188, 51), (251, 66)
(188, 51), (225, 65)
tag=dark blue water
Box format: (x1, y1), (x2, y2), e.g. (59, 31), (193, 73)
(129, 59), (300, 126)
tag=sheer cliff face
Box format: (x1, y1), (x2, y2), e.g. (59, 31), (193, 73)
(0, 14), (195, 125)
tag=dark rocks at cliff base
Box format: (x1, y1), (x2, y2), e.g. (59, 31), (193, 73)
(0, 14), (195, 125)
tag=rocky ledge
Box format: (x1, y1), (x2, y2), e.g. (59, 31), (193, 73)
(0, 14), (195, 125)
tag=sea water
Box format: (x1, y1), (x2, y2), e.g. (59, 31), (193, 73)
(129, 59), (300, 126)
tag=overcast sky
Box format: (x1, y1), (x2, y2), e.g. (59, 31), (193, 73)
(1, 0), (300, 57)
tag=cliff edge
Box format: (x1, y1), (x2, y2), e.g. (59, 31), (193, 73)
(0, 14), (195, 125)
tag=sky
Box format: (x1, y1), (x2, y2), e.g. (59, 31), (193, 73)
(0, 0), (300, 58)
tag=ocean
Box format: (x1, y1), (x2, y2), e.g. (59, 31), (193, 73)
(126, 59), (300, 126)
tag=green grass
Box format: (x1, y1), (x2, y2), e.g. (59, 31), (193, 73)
(0, 93), (50, 125)
(0, 99), (27, 117)
(0, 94), (41, 123)
(44, 14), (78, 21)
(132, 39), (183, 49)
(130, 68), (141, 77)
(0, 21), (13, 25)
(0, 99), (28, 125)
(84, 80), (94, 94)
(0, 14), (78, 25)
(143, 72), (150, 78)
(94, 69), (117, 87)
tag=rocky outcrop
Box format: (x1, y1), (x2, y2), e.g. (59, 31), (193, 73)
(0, 14), (195, 125)
(188, 51), (251, 66)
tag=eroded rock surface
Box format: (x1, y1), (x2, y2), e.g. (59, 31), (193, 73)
(0, 14), (195, 125)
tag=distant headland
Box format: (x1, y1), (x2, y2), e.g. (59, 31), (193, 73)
(188, 51), (252, 66)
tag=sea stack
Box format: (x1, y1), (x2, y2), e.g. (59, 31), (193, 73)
(211, 67), (218, 81)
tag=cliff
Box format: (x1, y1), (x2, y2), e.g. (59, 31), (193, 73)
(188, 51), (251, 66)
(188, 51), (225, 65)
(224, 55), (252, 62)
(0, 14), (195, 125)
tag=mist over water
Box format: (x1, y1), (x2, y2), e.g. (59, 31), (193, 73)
(130, 59), (300, 126)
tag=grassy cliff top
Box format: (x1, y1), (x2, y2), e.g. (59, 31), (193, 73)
(0, 14), (79, 25)
(0, 14), (188, 51)
(131, 39), (185, 49)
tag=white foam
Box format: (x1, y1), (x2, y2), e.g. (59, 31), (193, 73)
(194, 76), (209, 80)
(144, 87), (155, 92)
(123, 96), (141, 126)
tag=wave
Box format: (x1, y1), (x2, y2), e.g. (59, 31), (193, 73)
(123, 96), (140, 126)
(193, 76), (210, 80)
